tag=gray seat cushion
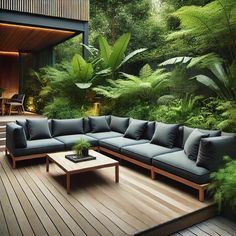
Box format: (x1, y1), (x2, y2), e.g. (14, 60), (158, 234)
(55, 134), (98, 149)
(86, 131), (123, 140)
(152, 150), (210, 184)
(52, 118), (84, 136)
(99, 137), (149, 152)
(121, 143), (181, 165)
(13, 138), (65, 157)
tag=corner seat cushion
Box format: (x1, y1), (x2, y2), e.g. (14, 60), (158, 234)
(55, 134), (98, 149)
(13, 138), (65, 157)
(86, 131), (123, 140)
(121, 143), (181, 165)
(152, 150), (210, 184)
(99, 137), (149, 152)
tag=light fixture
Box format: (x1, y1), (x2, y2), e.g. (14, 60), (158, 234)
(0, 51), (19, 56)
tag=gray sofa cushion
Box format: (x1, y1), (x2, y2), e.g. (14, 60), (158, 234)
(52, 118), (84, 137)
(152, 150), (210, 184)
(182, 126), (221, 148)
(196, 136), (236, 171)
(55, 134), (98, 149)
(86, 131), (123, 140)
(184, 129), (209, 161)
(121, 143), (181, 165)
(151, 122), (179, 148)
(13, 138), (65, 157)
(27, 119), (52, 140)
(124, 119), (147, 140)
(16, 119), (29, 139)
(110, 116), (129, 134)
(143, 121), (155, 140)
(99, 137), (149, 152)
(89, 116), (111, 133)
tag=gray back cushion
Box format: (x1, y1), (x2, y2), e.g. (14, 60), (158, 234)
(182, 126), (221, 148)
(151, 122), (179, 148)
(89, 116), (111, 133)
(52, 119), (84, 137)
(184, 129), (209, 161)
(27, 119), (52, 140)
(14, 124), (27, 148)
(110, 116), (129, 134)
(16, 119), (29, 139)
(196, 136), (236, 171)
(143, 121), (155, 140)
(124, 119), (147, 140)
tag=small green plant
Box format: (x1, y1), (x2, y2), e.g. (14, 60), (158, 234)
(73, 139), (91, 157)
(209, 156), (236, 211)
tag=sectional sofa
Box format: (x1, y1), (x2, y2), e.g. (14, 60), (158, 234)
(6, 115), (236, 201)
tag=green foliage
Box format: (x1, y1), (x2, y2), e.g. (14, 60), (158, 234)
(209, 156), (236, 211)
(43, 97), (87, 119)
(94, 64), (171, 101)
(168, 0), (236, 60)
(73, 139), (91, 156)
(98, 33), (146, 76)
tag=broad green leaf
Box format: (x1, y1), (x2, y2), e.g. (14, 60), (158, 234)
(119, 48), (147, 68)
(98, 35), (112, 68)
(192, 75), (220, 91)
(108, 33), (131, 71)
(159, 56), (192, 66)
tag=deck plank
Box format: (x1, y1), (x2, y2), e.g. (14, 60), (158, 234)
(0, 163), (33, 236)
(1, 159), (47, 236)
(0, 201), (9, 236)
(0, 153), (216, 236)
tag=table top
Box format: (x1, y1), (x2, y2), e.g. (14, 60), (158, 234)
(47, 150), (119, 173)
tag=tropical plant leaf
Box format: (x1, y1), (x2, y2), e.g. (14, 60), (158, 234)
(119, 48), (147, 68)
(98, 35), (112, 68)
(108, 33), (131, 71)
(192, 75), (220, 91)
(159, 56), (192, 66)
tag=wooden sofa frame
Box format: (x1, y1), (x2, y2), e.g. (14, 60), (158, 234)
(99, 147), (209, 202)
(5, 147), (99, 169)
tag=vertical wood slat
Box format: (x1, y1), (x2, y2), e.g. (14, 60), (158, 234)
(0, 0), (89, 21)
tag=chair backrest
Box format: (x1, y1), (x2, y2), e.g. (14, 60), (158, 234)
(11, 94), (25, 104)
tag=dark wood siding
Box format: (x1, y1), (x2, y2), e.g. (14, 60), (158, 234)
(0, 0), (89, 21)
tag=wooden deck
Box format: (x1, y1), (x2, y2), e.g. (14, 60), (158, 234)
(0, 152), (216, 236)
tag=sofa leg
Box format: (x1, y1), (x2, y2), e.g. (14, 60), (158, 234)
(151, 170), (156, 180)
(12, 159), (16, 169)
(199, 188), (205, 202)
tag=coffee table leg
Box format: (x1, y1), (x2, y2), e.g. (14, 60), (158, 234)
(115, 165), (119, 183)
(67, 173), (71, 194)
(46, 157), (49, 172)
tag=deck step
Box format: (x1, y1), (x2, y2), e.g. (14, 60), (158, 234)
(0, 126), (6, 132)
(0, 132), (6, 139)
(0, 138), (5, 146)
(0, 145), (5, 152)
(0, 121), (11, 126)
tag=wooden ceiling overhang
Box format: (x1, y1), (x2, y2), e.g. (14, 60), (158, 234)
(0, 8), (89, 54)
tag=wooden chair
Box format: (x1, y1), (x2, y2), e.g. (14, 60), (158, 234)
(5, 94), (25, 115)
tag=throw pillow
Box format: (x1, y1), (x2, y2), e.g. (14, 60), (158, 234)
(124, 119), (147, 140)
(89, 116), (110, 133)
(184, 129), (209, 161)
(27, 119), (52, 140)
(151, 122), (179, 148)
(110, 116), (129, 133)
(16, 119), (29, 139)
(52, 119), (84, 137)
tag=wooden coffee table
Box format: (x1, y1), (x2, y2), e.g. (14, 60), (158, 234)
(46, 150), (119, 194)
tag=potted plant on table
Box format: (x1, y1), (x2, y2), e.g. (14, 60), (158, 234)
(73, 139), (91, 157)
(208, 156), (236, 222)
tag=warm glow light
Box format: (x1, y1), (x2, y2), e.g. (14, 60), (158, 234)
(0, 23), (74, 34)
(0, 51), (19, 56)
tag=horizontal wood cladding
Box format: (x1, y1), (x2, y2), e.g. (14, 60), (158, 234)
(0, 0), (89, 21)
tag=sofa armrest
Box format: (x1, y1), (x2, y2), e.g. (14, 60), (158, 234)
(196, 136), (236, 171)
(6, 123), (27, 155)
